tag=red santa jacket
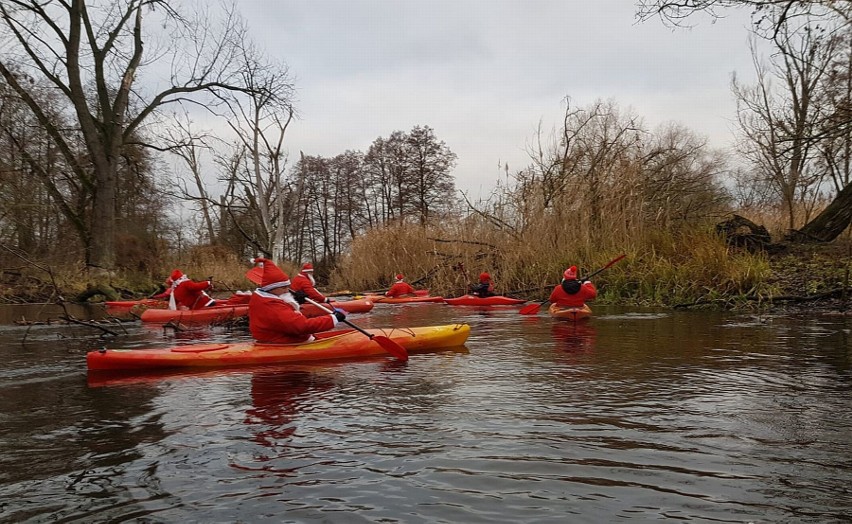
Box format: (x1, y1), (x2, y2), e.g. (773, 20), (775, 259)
(386, 281), (416, 297)
(151, 287), (172, 300)
(248, 290), (338, 344)
(290, 272), (327, 302)
(173, 279), (214, 310)
(549, 281), (597, 308)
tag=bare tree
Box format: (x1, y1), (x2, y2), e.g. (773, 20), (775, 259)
(0, 0), (274, 274)
(161, 114), (219, 243)
(732, 25), (836, 229)
(407, 125), (457, 226)
(215, 40), (295, 260)
(364, 131), (413, 222)
(636, 0), (851, 32)
(816, 27), (852, 192)
(640, 123), (732, 226)
(639, 0), (852, 240)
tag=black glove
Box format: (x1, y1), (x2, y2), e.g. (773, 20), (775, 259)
(293, 290), (307, 304)
(333, 309), (346, 322)
(325, 297), (333, 303)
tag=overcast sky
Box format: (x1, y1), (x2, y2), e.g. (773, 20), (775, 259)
(230, 1), (760, 198)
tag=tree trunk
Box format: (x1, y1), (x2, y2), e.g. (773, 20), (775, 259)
(89, 161), (117, 268)
(791, 183), (852, 242)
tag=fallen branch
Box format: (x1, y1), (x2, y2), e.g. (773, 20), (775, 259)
(427, 237), (499, 250)
(60, 315), (120, 336)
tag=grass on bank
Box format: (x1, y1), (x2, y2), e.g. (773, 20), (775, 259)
(5, 216), (842, 310)
(328, 221), (775, 308)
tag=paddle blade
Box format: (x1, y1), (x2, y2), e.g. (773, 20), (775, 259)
(603, 253), (627, 270)
(373, 335), (409, 362)
(519, 302), (543, 315)
(245, 267), (263, 285)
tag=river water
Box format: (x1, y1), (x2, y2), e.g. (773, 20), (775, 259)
(0, 302), (849, 523)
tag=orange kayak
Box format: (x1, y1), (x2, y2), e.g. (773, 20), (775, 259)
(364, 295), (445, 304)
(87, 324), (471, 371)
(548, 303), (592, 321)
(139, 305), (249, 326)
(444, 295), (526, 306)
(301, 299), (374, 317)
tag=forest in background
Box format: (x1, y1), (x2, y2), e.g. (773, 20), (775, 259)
(1, 0), (851, 307)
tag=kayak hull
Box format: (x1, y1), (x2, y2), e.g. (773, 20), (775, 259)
(301, 299), (374, 317)
(87, 324), (471, 371)
(363, 295), (445, 304)
(444, 295), (526, 306)
(139, 305), (249, 325)
(548, 303), (592, 321)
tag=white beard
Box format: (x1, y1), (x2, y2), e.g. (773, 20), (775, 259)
(306, 272), (315, 286)
(255, 288), (300, 312)
(279, 292), (300, 312)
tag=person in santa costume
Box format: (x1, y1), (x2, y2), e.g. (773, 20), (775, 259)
(385, 274), (416, 298)
(470, 272), (495, 297)
(248, 258), (345, 344)
(548, 265), (597, 308)
(168, 269), (217, 310)
(290, 262), (331, 304)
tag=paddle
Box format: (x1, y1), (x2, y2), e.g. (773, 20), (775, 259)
(245, 268), (408, 362)
(519, 254), (627, 315)
(303, 297), (409, 362)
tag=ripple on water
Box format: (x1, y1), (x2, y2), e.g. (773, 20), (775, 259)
(0, 305), (851, 522)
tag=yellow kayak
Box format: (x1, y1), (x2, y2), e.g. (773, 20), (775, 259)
(87, 324), (471, 371)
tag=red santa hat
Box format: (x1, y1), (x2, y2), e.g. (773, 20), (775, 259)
(563, 266), (578, 280)
(254, 258), (291, 291)
(170, 269), (184, 281)
(479, 272), (491, 282)
(301, 263), (314, 273)
(395, 273), (404, 281)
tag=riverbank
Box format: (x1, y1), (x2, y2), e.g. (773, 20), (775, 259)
(670, 239), (851, 314)
(758, 240), (851, 315)
(1, 239), (849, 314)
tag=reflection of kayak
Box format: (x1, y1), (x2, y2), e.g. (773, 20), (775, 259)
(139, 305), (249, 325)
(444, 295), (526, 306)
(88, 348), (472, 387)
(364, 295), (445, 304)
(87, 324), (471, 371)
(104, 298), (167, 310)
(548, 303), (592, 321)
(301, 299), (374, 317)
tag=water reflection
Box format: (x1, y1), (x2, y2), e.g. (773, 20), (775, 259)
(2, 304), (851, 522)
(244, 370), (333, 448)
(550, 321), (597, 354)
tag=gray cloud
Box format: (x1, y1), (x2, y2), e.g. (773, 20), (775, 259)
(233, 0), (760, 196)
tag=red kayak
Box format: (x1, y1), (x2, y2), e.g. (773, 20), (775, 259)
(301, 299), (374, 317)
(223, 292), (253, 305)
(140, 305), (249, 326)
(444, 295), (527, 306)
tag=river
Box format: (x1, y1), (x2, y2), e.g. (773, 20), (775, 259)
(0, 301), (850, 522)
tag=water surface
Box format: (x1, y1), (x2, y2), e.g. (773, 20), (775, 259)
(0, 302), (850, 522)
